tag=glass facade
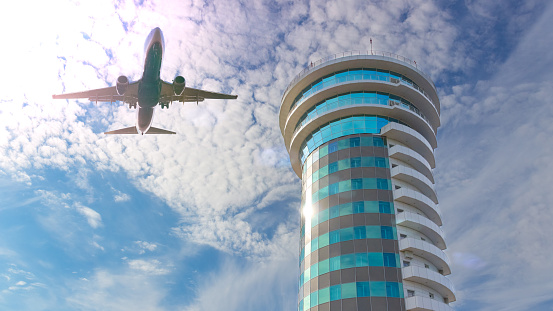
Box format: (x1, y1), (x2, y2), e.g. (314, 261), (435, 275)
(299, 115), (406, 164)
(289, 68), (433, 112)
(294, 91), (429, 132)
(298, 134), (404, 311)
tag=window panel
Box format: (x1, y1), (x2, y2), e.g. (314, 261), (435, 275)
(330, 285), (342, 301)
(370, 281), (387, 297)
(341, 282), (357, 299)
(383, 253), (396, 267)
(355, 253), (368, 267)
(330, 256), (340, 271)
(357, 282), (370, 297)
(354, 226), (367, 239)
(319, 258), (330, 275)
(340, 203), (353, 216)
(319, 287), (330, 304)
(319, 233), (329, 248)
(368, 253), (384, 266)
(341, 253), (355, 269)
(340, 227), (354, 241)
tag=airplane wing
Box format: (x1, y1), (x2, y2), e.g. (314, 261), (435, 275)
(52, 81), (140, 105)
(159, 81), (237, 103)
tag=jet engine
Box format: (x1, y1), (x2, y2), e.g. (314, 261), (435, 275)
(173, 76), (186, 96)
(116, 75), (129, 95)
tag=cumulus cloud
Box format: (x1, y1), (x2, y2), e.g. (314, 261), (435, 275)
(1, 0), (552, 310)
(114, 191), (131, 202)
(437, 2), (553, 310)
(134, 241), (158, 254)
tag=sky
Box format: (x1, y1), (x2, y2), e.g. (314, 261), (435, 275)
(0, 0), (552, 310)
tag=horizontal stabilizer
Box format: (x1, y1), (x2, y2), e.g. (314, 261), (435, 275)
(146, 127), (176, 134)
(104, 126), (139, 135)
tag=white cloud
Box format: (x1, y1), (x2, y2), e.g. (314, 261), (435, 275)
(183, 256), (297, 311)
(75, 204), (103, 229)
(114, 193), (130, 202)
(126, 259), (170, 275)
(66, 269), (167, 311)
(1, 0), (552, 310)
(437, 2), (553, 310)
(134, 241), (157, 254)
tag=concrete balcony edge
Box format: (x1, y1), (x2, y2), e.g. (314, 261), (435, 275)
(404, 295), (454, 311)
(397, 211), (446, 250)
(393, 188), (442, 226)
(399, 237), (452, 275)
(391, 166), (438, 204)
(389, 144), (434, 183)
(402, 266), (456, 302)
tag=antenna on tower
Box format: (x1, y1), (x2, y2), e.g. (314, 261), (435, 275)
(370, 38), (373, 54)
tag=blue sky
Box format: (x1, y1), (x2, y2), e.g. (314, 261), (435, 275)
(1, 0), (552, 310)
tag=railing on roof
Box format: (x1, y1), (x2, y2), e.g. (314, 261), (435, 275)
(283, 50), (433, 98)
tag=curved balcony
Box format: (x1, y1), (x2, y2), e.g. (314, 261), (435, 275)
(389, 144), (434, 183)
(396, 211), (446, 250)
(402, 266), (456, 303)
(280, 51), (440, 113)
(285, 94), (437, 154)
(405, 295), (454, 311)
(399, 238), (451, 275)
(393, 188), (442, 226)
(391, 166), (437, 204)
(380, 123), (435, 168)
(283, 79), (439, 137)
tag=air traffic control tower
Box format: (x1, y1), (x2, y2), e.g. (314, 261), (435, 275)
(279, 51), (455, 311)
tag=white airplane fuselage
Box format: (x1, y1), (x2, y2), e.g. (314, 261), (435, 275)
(135, 27), (165, 134)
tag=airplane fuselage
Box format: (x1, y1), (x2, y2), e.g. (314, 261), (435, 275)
(136, 28), (165, 133)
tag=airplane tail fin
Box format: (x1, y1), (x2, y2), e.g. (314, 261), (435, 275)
(145, 127), (176, 134)
(104, 126), (139, 134)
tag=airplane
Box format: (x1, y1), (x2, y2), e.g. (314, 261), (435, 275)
(52, 27), (237, 135)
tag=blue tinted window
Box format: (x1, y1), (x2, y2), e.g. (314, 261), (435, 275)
(352, 178), (363, 190)
(329, 162), (338, 174)
(353, 201), (364, 213)
(329, 231), (340, 244)
(341, 283), (357, 299)
(319, 287), (330, 304)
(341, 254), (355, 269)
(375, 157), (387, 168)
(330, 205), (340, 218)
(357, 282), (370, 297)
(330, 256), (340, 271)
(340, 227), (354, 241)
(328, 142), (338, 153)
(330, 285), (341, 301)
(329, 183), (339, 195)
(354, 226), (366, 239)
(379, 202), (392, 214)
(377, 179), (389, 190)
(386, 282), (400, 298)
(350, 137), (360, 147)
(351, 157), (361, 168)
(383, 253), (396, 267)
(310, 291), (318, 307)
(340, 203), (353, 216)
(381, 226), (394, 239)
(355, 253), (368, 267)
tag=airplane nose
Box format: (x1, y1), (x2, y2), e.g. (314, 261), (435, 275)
(152, 27), (162, 41)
